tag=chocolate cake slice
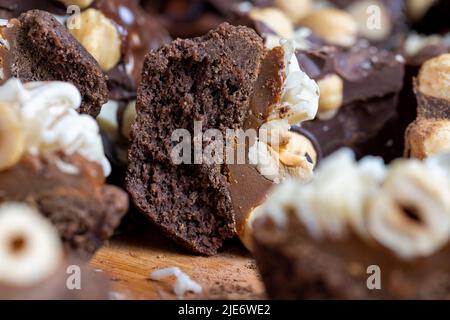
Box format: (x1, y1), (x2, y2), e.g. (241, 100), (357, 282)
(0, 10), (108, 116)
(252, 149), (450, 299)
(0, 78), (128, 258)
(126, 24), (266, 255)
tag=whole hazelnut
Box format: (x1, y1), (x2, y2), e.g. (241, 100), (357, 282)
(347, 0), (392, 42)
(0, 103), (25, 171)
(274, 0), (312, 25)
(317, 74), (344, 117)
(405, 118), (450, 160)
(59, 0), (94, 9)
(299, 8), (358, 47)
(69, 8), (122, 72)
(121, 100), (137, 140)
(417, 54), (450, 102)
(249, 7), (294, 39)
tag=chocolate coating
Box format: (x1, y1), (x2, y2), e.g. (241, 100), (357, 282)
(93, 0), (171, 100)
(0, 0), (65, 19)
(296, 42), (405, 106)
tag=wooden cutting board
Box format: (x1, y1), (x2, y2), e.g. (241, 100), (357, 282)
(90, 225), (266, 300)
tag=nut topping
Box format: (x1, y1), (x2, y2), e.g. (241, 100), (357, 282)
(0, 103), (25, 171)
(299, 8), (358, 47)
(69, 8), (122, 72)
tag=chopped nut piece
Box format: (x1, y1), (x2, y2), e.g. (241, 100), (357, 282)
(0, 103), (25, 171)
(274, 0), (312, 24)
(317, 74), (344, 115)
(59, 0), (94, 9)
(121, 100), (137, 140)
(249, 7), (294, 39)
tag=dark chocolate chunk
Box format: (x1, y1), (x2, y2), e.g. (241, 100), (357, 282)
(0, 0), (66, 19)
(296, 42), (405, 106)
(301, 94), (399, 159)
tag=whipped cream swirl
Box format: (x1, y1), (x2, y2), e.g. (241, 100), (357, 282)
(0, 78), (111, 176)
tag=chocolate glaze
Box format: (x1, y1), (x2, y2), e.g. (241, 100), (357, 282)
(93, 0), (171, 100)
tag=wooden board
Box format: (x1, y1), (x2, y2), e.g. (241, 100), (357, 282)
(90, 225), (266, 300)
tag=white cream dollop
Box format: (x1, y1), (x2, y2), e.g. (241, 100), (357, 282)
(0, 78), (111, 176)
(277, 39), (319, 123)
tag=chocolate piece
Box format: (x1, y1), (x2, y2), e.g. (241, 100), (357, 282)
(295, 42), (405, 106)
(297, 43), (404, 160)
(93, 0), (171, 100)
(301, 94), (399, 159)
(253, 214), (450, 299)
(126, 24), (265, 255)
(0, 10), (108, 116)
(0, 0), (66, 19)
(0, 153), (128, 258)
(252, 152), (450, 299)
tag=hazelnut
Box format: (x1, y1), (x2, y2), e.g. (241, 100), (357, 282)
(249, 7), (294, 39)
(278, 131), (317, 168)
(407, 0), (436, 22)
(0, 103), (25, 171)
(0, 203), (63, 286)
(299, 8), (358, 47)
(317, 74), (344, 116)
(97, 100), (120, 136)
(347, 0), (392, 42)
(367, 160), (450, 260)
(59, 0), (94, 9)
(417, 54), (450, 102)
(274, 0), (312, 24)
(121, 100), (137, 140)
(405, 118), (450, 160)
(69, 8), (122, 72)
(239, 206), (264, 251)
